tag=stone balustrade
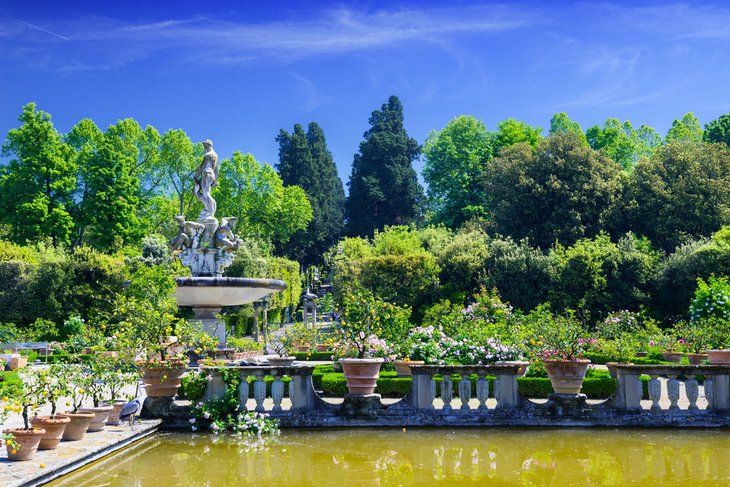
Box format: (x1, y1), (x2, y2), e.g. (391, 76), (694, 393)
(610, 364), (730, 412)
(147, 362), (730, 428)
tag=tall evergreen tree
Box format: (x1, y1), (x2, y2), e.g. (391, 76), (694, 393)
(0, 103), (77, 247)
(276, 122), (345, 265)
(345, 96), (423, 237)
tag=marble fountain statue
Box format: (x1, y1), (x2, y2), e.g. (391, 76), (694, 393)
(170, 139), (286, 345)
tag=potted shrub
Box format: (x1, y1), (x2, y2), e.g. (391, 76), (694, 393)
(703, 318), (730, 364)
(3, 368), (46, 461)
(333, 289), (395, 395)
(29, 365), (71, 450)
(523, 307), (594, 395)
(600, 335), (638, 378)
(689, 276), (730, 364)
(103, 365), (139, 426)
(675, 320), (710, 364)
(114, 266), (212, 398)
(225, 336), (262, 360)
(61, 364), (95, 441)
(648, 332), (683, 363)
(78, 357), (114, 431)
(1, 397), (21, 460)
(287, 322), (318, 353)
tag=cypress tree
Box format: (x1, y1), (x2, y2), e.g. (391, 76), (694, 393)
(345, 96), (423, 237)
(276, 122), (345, 265)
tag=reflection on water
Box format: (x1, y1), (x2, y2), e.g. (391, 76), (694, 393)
(49, 428), (730, 486)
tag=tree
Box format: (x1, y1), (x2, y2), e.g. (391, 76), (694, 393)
(549, 112), (587, 145)
(77, 122), (143, 251)
(215, 151), (312, 248)
(704, 113), (730, 147)
(494, 118), (542, 153)
(586, 118), (663, 170)
(626, 142), (730, 251)
(0, 103), (76, 247)
(159, 129), (199, 217)
(422, 115), (493, 228)
(666, 112), (703, 144)
(485, 132), (623, 249)
(345, 96), (423, 236)
(276, 122), (345, 265)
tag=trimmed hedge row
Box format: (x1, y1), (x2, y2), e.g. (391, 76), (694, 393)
(293, 352), (334, 361)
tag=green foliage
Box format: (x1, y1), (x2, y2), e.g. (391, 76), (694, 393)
(482, 236), (551, 312)
(626, 142), (730, 251)
(586, 118), (662, 169)
(0, 103), (76, 247)
(517, 377), (616, 399)
(345, 96), (423, 236)
(704, 113), (730, 148)
(666, 112), (703, 144)
(549, 112), (588, 144)
(372, 225), (425, 256)
(486, 132), (622, 249)
(521, 306), (593, 361)
(689, 276), (730, 323)
(334, 287), (409, 357)
(435, 230), (489, 299)
(549, 233), (657, 321)
(422, 115), (493, 227)
(24, 318), (59, 342)
(179, 370), (208, 402)
(276, 122), (345, 266)
(650, 237), (730, 320)
(494, 118), (542, 153)
(215, 151), (313, 248)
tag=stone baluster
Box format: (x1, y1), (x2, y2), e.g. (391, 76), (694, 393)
(271, 376), (284, 412)
(476, 375), (489, 410)
(238, 378), (250, 411)
(202, 372), (226, 402)
(494, 373), (520, 409)
(441, 376), (453, 412)
(710, 373), (730, 410)
(459, 378), (472, 410)
(253, 374), (267, 413)
(667, 375), (680, 410)
(705, 377), (714, 409)
(410, 372), (435, 410)
(648, 375), (662, 413)
(685, 375), (699, 411)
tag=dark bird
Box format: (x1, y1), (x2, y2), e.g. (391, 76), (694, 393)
(119, 398), (142, 428)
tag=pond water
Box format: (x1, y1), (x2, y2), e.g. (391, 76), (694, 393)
(49, 428), (730, 486)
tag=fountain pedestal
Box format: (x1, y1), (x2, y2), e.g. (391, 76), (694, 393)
(192, 306), (225, 345)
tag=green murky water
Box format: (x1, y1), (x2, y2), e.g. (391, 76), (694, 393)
(49, 428), (730, 486)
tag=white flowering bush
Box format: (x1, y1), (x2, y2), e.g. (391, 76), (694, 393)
(403, 326), (521, 365)
(690, 276), (730, 324)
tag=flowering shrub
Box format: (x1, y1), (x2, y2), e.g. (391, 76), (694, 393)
(596, 310), (642, 340)
(189, 369), (279, 437)
(402, 326), (520, 365)
(521, 306), (595, 361)
(461, 287), (514, 326)
(690, 276), (730, 324)
(334, 288), (407, 359)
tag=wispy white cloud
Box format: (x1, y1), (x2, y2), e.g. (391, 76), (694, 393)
(0, 5), (535, 74)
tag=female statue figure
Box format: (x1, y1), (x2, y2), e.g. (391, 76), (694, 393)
(193, 139), (218, 219)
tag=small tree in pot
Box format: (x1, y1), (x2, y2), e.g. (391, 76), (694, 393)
(3, 369), (47, 461)
(30, 365), (71, 450)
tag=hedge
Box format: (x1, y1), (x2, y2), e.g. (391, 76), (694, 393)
(0, 371), (21, 397)
(294, 352), (334, 361)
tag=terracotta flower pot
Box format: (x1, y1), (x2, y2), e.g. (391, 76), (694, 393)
(60, 411), (95, 441)
(137, 361), (187, 398)
(105, 400), (128, 426)
(339, 358), (384, 395)
(687, 353), (708, 365)
(29, 415), (70, 450)
(4, 428), (45, 461)
(267, 356), (296, 367)
(662, 352), (683, 363)
(78, 405), (114, 432)
(543, 359), (591, 395)
(315, 344), (329, 352)
(706, 350), (730, 365)
(393, 360), (424, 377)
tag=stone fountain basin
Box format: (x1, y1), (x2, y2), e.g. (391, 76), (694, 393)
(175, 277), (287, 307)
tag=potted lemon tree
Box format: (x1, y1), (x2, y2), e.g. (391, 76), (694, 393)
(3, 369), (46, 461)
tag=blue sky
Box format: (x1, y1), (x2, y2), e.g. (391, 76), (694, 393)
(2, 1), (730, 185)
